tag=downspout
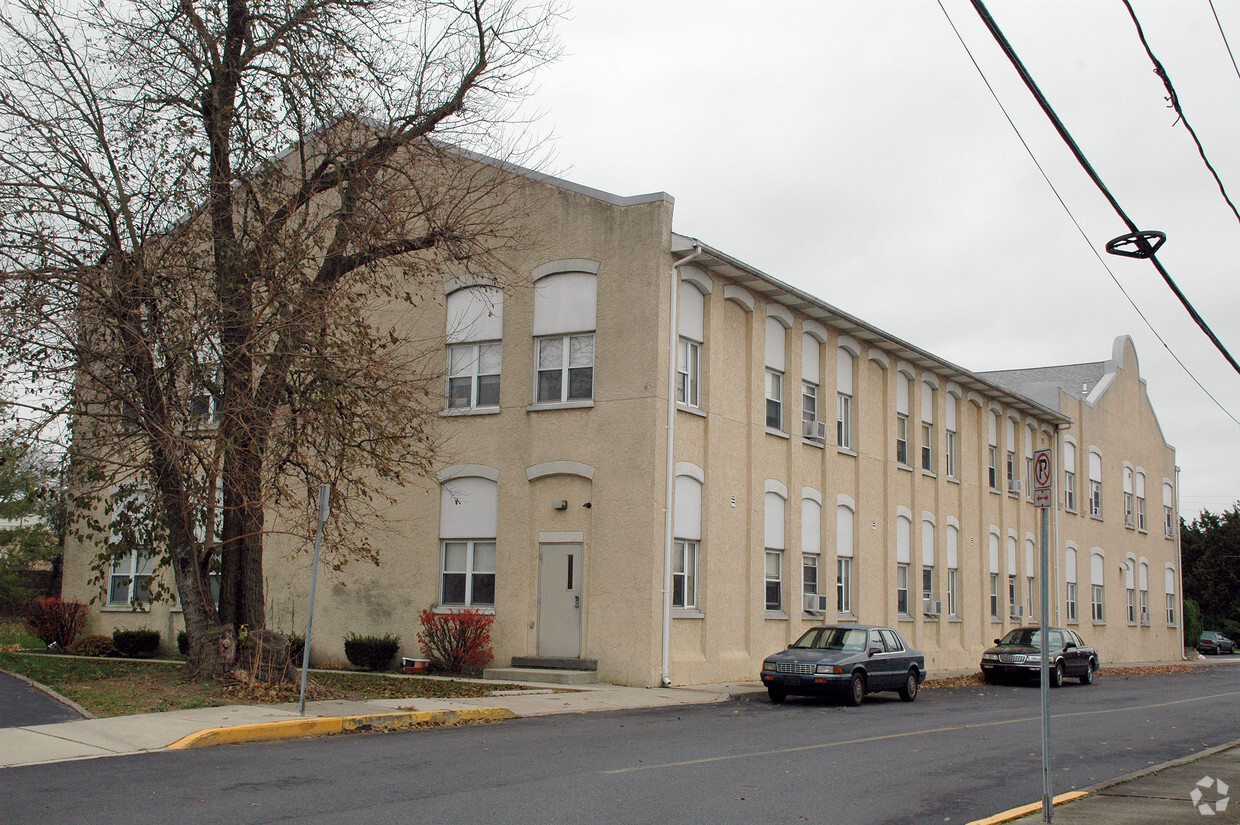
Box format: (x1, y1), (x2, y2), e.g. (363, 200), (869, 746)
(1053, 424), (1064, 627)
(1176, 464), (1185, 660)
(662, 244), (703, 687)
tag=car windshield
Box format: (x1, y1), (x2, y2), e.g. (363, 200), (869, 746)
(791, 627), (868, 651)
(1000, 629), (1042, 646)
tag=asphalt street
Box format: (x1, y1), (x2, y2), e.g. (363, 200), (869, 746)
(2, 667), (1238, 825)
(0, 671), (84, 729)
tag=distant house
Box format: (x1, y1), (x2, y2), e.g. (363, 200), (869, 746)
(61, 153), (1181, 685)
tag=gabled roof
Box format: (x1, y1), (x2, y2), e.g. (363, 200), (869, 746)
(671, 233), (1072, 426)
(979, 362), (1106, 404)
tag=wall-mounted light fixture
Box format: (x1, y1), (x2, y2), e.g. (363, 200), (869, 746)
(553, 500), (568, 511)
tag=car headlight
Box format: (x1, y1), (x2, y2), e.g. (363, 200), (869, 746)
(762, 660), (775, 669)
(982, 654), (998, 662)
(815, 664), (841, 674)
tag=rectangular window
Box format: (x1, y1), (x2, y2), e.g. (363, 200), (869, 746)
(837, 557), (852, 614)
(1027, 577), (1036, 619)
(1139, 588), (1149, 624)
(1090, 480), (1103, 518)
(896, 414), (909, 465)
(108, 550), (154, 607)
(673, 540), (697, 609)
(676, 338), (700, 408)
(448, 342), (502, 409)
(1066, 582), (1078, 622)
(441, 541), (496, 607)
(802, 382), (819, 439)
(1124, 492), (1134, 528)
(1165, 506), (1175, 538)
(921, 422), (933, 472)
(990, 573), (999, 618)
(1064, 471), (1077, 511)
(988, 446), (998, 490)
(766, 370), (783, 431)
(536, 334), (594, 403)
(1126, 588), (1135, 623)
(765, 550), (783, 611)
(1006, 451), (1015, 487)
(1137, 497), (1146, 531)
(1008, 575), (1017, 616)
(897, 563), (909, 615)
(947, 568), (958, 616)
(945, 430), (957, 478)
(1091, 584), (1105, 622)
(802, 554), (819, 611)
(837, 392), (852, 449)
(1025, 457), (1034, 500)
(1166, 593), (1176, 625)
(922, 566), (934, 603)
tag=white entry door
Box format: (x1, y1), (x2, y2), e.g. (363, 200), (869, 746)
(537, 543), (582, 658)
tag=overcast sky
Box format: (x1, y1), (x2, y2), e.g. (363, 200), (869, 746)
(522, 0), (1240, 518)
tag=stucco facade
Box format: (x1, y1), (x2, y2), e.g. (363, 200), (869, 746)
(63, 157), (1182, 686)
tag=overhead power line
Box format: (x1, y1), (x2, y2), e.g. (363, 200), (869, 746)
(969, 0), (1240, 379)
(1209, 0), (1240, 84)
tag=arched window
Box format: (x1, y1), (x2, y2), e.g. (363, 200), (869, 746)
(802, 497), (823, 612)
(677, 281), (706, 409)
(446, 285), (502, 410)
(896, 514), (912, 615)
(836, 504), (855, 615)
(440, 476), (498, 607)
(1090, 552), (1105, 622)
(533, 269), (596, 404)
(764, 490), (786, 611)
(673, 475), (702, 610)
(1065, 546), (1078, 622)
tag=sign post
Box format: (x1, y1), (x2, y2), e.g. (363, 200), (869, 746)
(299, 483), (331, 717)
(1033, 448), (1053, 822)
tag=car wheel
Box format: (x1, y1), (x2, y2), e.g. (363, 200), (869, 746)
(767, 687), (787, 704)
(1079, 659), (1095, 685)
(899, 670), (919, 702)
(846, 672), (865, 706)
(1050, 660), (1064, 688)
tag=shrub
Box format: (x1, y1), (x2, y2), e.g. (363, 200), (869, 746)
(177, 630), (189, 655)
(343, 633), (400, 671)
(417, 609), (493, 675)
(68, 634), (117, 657)
(287, 633), (305, 665)
(112, 628), (161, 658)
(24, 597), (88, 647)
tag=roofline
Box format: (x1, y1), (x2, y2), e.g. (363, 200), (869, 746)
(671, 232), (1072, 426)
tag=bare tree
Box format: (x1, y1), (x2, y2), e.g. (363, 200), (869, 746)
(0, 0), (559, 676)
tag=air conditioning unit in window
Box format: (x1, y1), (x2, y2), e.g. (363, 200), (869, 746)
(802, 420), (827, 441)
(923, 600), (942, 617)
(1125, 513), (1135, 528)
(1009, 605), (1024, 620)
(803, 593), (828, 613)
(1140, 609), (1150, 624)
(1008, 479), (1022, 494)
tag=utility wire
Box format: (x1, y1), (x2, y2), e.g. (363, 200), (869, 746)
(935, 0), (1240, 428)
(969, 0), (1240, 378)
(1121, 0), (1240, 228)
(1209, 0), (1240, 84)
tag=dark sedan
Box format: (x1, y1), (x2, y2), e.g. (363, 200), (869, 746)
(980, 626), (1099, 687)
(760, 625), (925, 706)
(1197, 631), (1236, 655)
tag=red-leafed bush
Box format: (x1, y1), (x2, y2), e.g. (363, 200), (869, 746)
(24, 597), (88, 648)
(417, 609), (494, 675)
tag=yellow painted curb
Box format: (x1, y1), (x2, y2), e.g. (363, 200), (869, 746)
(965, 791), (1089, 825)
(167, 707), (515, 750)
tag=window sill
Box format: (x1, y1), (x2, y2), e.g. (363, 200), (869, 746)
(896, 463), (913, 472)
(1137, 528), (1148, 535)
(677, 404), (707, 418)
(527, 400), (594, 412)
(1065, 507), (1078, 515)
(1090, 514), (1104, 522)
(989, 487), (1001, 495)
(836, 612), (858, 622)
(898, 614), (914, 623)
(102, 605), (150, 613)
(802, 438), (825, 450)
(765, 428), (790, 440)
(947, 476), (960, 485)
(921, 469), (936, 479)
(1008, 491), (1021, 499)
(441, 406), (501, 418)
(836, 447), (857, 458)
(433, 604), (496, 615)
(1092, 620), (1107, 626)
(764, 610), (789, 620)
(922, 614), (940, 622)
(673, 608), (705, 619)
(948, 616), (963, 623)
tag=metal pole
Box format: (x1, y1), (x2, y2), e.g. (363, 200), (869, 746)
(299, 483), (331, 716)
(1040, 503), (1053, 821)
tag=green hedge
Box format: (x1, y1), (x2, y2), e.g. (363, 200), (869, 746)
(343, 633), (399, 671)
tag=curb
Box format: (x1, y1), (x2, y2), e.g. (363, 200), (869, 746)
(166, 707), (517, 749)
(965, 737), (1240, 824)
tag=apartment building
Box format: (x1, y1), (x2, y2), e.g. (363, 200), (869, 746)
(65, 156), (1182, 686)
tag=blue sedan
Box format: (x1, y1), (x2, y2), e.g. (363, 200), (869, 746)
(761, 625), (926, 706)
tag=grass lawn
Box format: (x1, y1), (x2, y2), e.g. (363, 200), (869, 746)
(0, 617), (45, 651)
(0, 648), (523, 718)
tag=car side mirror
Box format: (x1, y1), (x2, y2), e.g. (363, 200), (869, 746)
(994, 639), (1001, 645)
(869, 647), (882, 657)
(1063, 642), (1076, 650)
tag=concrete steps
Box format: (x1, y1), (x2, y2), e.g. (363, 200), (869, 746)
(484, 657), (600, 685)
